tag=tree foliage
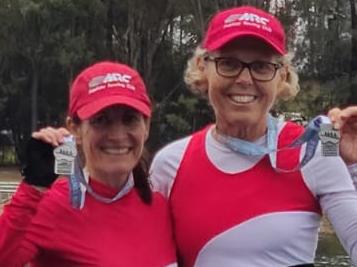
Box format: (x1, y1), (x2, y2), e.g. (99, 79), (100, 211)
(0, 0), (356, 163)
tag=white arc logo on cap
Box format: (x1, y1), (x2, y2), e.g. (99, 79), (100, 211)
(225, 13), (270, 26)
(102, 73), (131, 83)
(88, 72), (135, 94)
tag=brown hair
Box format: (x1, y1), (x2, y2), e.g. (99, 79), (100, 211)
(132, 148), (152, 204)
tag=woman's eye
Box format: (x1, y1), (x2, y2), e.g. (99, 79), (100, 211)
(89, 114), (109, 126)
(219, 58), (240, 70)
(251, 62), (273, 73)
(122, 111), (141, 125)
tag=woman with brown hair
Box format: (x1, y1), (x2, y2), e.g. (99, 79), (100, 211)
(0, 61), (177, 266)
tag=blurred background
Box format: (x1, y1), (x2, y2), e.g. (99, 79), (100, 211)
(0, 0), (357, 164)
(0, 1), (356, 265)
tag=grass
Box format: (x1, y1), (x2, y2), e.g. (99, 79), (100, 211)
(0, 146), (17, 166)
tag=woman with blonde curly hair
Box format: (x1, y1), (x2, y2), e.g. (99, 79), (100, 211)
(150, 5), (357, 267)
(184, 46), (299, 101)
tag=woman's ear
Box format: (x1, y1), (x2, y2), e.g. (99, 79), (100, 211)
(144, 118), (151, 141)
(276, 65), (288, 97)
(66, 116), (82, 145)
(280, 65), (288, 83)
(192, 56), (209, 97)
(197, 55), (206, 72)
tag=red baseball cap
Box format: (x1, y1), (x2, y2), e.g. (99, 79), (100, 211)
(68, 61), (152, 120)
(203, 6), (286, 55)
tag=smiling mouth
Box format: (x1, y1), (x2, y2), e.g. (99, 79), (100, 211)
(229, 95), (257, 104)
(101, 147), (130, 155)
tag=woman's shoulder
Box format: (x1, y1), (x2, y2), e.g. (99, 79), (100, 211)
(38, 178), (72, 214)
(150, 136), (193, 197)
(45, 178), (69, 198)
(154, 136), (192, 161)
(151, 190), (169, 205)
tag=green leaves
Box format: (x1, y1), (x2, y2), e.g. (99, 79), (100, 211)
(1, 0), (357, 163)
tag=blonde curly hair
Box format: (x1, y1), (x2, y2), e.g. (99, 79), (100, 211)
(184, 46), (300, 101)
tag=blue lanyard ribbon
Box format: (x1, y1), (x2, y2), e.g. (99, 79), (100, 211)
(66, 143), (134, 209)
(69, 156), (85, 209)
(215, 114), (278, 156)
(214, 114), (330, 172)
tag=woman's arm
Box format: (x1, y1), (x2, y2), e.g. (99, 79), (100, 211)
(0, 182), (44, 264)
(302, 141), (357, 265)
(0, 127), (70, 265)
(320, 191), (357, 266)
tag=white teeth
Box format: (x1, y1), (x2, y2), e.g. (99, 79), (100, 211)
(102, 148), (130, 155)
(230, 95), (255, 104)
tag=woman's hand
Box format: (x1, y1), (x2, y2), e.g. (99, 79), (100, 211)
(32, 127), (71, 146)
(328, 106), (357, 165)
(22, 127), (71, 188)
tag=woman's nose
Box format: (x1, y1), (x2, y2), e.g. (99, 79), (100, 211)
(106, 119), (127, 138)
(234, 67), (254, 85)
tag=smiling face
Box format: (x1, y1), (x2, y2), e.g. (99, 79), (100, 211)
(69, 105), (150, 184)
(202, 37), (286, 139)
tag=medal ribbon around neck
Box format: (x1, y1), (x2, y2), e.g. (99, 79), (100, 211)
(214, 114), (333, 172)
(69, 159), (134, 209)
(59, 137), (134, 209)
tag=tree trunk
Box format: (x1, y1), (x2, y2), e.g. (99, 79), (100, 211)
(189, 0), (205, 38)
(349, 0), (357, 104)
(143, 0), (174, 89)
(30, 60), (38, 131)
(105, 0), (114, 58)
(350, 0), (357, 71)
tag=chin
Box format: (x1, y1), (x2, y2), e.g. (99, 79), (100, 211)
(94, 164), (129, 176)
(228, 114), (258, 125)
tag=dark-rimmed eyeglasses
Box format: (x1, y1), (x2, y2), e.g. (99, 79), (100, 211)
(204, 56), (283, 82)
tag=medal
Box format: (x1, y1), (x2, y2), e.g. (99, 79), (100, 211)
(53, 136), (77, 175)
(318, 123), (340, 157)
(215, 114), (333, 172)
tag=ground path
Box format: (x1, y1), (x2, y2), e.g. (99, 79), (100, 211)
(0, 166), (21, 212)
(0, 166), (21, 182)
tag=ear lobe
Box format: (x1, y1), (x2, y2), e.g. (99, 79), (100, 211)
(144, 119), (151, 141)
(280, 65), (288, 83)
(66, 116), (82, 144)
(197, 56), (206, 72)
(276, 66), (287, 95)
(73, 132), (82, 145)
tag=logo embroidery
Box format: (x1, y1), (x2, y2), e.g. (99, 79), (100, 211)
(88, 73), (135, 93)
(224, 12), (272, 32)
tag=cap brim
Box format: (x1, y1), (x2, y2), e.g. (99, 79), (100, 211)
(77, 95), (151, 120)
(206, 31), (285, 55)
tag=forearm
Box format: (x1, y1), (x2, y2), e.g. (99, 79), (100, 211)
(349, 164), (357, 190)
(0, 182), (43, 264)
(320, 191), (357, 266)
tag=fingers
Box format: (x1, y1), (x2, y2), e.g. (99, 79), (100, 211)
(339, 106), (357, 120)
(328, 106), (357, 130)
(32, 127), (71, 147)
(328, 107), (343, 129)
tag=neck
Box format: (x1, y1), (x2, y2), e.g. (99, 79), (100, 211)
(215, 118), (268, 141)
(89, 169), (129, 190)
